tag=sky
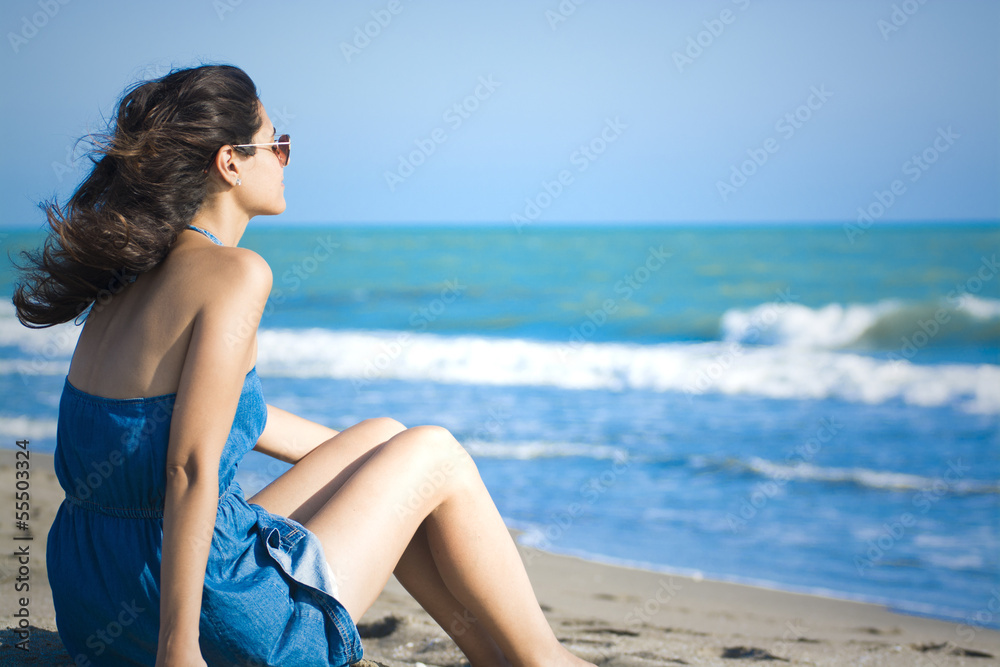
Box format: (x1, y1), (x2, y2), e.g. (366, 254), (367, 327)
(1, 0), (997, 227)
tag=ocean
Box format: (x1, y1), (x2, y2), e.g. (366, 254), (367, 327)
(2, 222), (998, 629)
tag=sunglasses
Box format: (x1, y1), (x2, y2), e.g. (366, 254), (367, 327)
(204, 134), (291, 173)
(232, 134), (291, 167)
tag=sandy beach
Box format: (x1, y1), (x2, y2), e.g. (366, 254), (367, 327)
(2, 452), (997, 667)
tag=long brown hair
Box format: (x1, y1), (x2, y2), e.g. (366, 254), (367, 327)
(10, 64), (262, 328)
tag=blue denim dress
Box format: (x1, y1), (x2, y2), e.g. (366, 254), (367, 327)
(46, 226), (363, 666)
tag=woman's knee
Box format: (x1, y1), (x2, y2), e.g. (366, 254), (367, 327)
(355, 416), (407, 443)
(393, 425), (479, 488)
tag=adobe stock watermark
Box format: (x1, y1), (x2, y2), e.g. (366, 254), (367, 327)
(853, 458), (969, 575)
(270, 236), (338, 301)
(15, 267), (139, 386)
(957, 588), (1000, 645)
(393, 429), (480, 521)
(623, 577), (683, 631)
(545, 0), (587, 31)
(877, 0), (929, 41)
(672, 0), (751, 73)
(510, 117), (627, 230)
(768, 620), (810, 661)
(7, 0), (72, 54)
(224, 233), (337, 348)
(51, 140), (88, 184)
(887, 254), (996, 366)
(15, 325), (77, 387)
(384, 76), (501, 192)
(67, 400), (174, 504)
(683, 288), (799, 398)
(270, 106), (294, 134)
(351, 278), (467, 391)
(212, 0), (246, 21)
(726, 417), (842, 533)
(72, 598), (147, 665)
(226, 234), (341, 348)
(135, 62), (172, 81)
(716, 85), (832, 202)
(844, 126), (959, 243)
(469, 406), (508, 444)
(559, 244), (671, 357)
(522, 452), (630, 565)
(340, 0), (413, 63)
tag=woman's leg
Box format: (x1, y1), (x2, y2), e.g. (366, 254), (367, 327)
(248, 418), (406, 522)
(303, 425), (594, 667)
(395, 522), (510, 666)
(249, 419), (507, 664)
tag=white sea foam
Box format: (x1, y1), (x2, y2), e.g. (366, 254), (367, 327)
(463, 439), (628, 461)
(922, 553), (987, 571)
(739, 457), (999, 494)
(2, 305), (997, 413)
(722, 297), (1000, 349)
(0, 359), (73, 377)
(248, 328), (1000, 414)
(0, 415), (59, 441)
(0, 309), (80, 353)
(722, 300), (899, 348)
(913, 534), (965, 549)
(957, 294), (1000, 319)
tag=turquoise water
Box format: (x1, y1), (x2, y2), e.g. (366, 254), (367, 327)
(2, 222), (998, 627)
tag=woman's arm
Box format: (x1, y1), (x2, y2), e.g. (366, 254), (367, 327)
(252, 404), (339, 464)
(156, 249), (272, 665)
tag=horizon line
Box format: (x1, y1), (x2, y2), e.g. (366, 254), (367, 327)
(2, 219), (997, 232)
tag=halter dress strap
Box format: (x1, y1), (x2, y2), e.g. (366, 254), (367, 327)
(186, 224), (225, 246)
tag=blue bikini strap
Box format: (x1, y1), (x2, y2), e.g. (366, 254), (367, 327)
(185, 224), (224, 246)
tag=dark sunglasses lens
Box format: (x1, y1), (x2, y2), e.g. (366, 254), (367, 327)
(277, 134), (290, 166)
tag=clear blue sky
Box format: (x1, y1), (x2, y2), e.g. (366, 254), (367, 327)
(1, 0), (997, 226)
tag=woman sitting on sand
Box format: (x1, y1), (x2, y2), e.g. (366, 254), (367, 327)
(12, 64), (595, 667)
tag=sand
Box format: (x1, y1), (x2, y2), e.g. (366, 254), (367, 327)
(2, 453), (998, 666)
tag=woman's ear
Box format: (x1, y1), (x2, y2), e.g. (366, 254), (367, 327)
(207, 145), (242, 187)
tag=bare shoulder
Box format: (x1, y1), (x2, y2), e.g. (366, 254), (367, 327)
(169, 245), (273, 380)
(177, 245), (273, 310)
(212, 246), (273, 294)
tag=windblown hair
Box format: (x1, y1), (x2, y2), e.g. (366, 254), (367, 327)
(11, 64), (262, 328)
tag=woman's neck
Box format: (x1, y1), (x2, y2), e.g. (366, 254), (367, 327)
(187, 195), (250, 247)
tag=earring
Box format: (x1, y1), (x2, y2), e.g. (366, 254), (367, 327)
(235, 178), (242, 186)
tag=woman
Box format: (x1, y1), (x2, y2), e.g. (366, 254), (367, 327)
(12, 65), (594, 667)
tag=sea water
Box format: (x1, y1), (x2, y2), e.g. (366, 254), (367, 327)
(2, 222), (997, 628)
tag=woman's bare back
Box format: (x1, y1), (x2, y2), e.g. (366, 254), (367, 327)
(66, 232), (258, 399)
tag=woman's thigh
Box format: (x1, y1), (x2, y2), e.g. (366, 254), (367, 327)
(303, 425), (479, 621)
(247, 417), (406, 523)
